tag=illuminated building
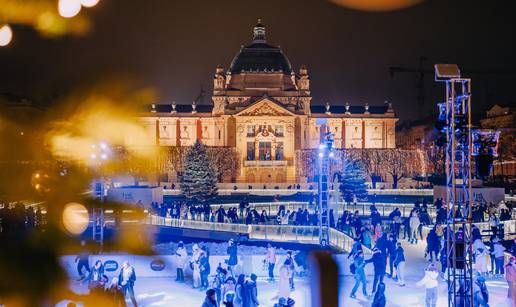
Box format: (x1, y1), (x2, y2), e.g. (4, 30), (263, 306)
(138, 20), (397, 183)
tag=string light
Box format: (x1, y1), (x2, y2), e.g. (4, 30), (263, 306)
(80, 0), (100, 8)
(0, 24), (13, 47)
(58, 0), (82, 18)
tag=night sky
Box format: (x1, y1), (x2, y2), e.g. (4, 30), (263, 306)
(1, 0), (515, 121)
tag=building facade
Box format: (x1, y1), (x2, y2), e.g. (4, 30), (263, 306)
(138, 21), (397, 183)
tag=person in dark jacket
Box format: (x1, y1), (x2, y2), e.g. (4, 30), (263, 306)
(75, 240), (90, 279)
(365, 248), (387, 294)
(348, 238), (363, 259)
(227, 239), (238, 276)
(200, 249), (211, 290)
(105, 277), (127, 307)
(118, 261), (137, 307)
(285, 251), (296, 291)
(242, 274), (259, 307)
(386, 234), (397, 278)
(426, 228), (441, 262)
(393, 242), (406, 286)
(389, 208), (402, 239)
(202, 288), (218, 307)
(371, 282), (386, 307)
(86, 260), (106, 293)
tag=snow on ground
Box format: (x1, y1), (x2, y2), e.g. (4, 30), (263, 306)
(59, 240), (512, 307)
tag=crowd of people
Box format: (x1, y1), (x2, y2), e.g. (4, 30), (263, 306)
(0, 202), (44, 237)
(76, 238), (299, 307)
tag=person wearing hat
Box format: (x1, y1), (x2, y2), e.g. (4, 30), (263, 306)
(506, 256), (516, 299)
(365, 248), (387, 295)
(416, 263), (439, 307)
(202, 288), (218, 307)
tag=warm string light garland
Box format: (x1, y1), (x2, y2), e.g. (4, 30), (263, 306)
(0, 0), (100, 47)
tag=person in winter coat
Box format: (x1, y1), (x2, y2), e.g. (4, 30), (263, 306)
(175, 241), (188, 282)
(222, 277), (237, 307)
(203, 288), (218, 307)
(409, 212), (421, 244)
(191, 244), (202, 288)
(416, 263), (439, 307)
(373, 223), (383, 243)
(365, 248), (387, 294)
(393, 242), (406, 286)
(402, 217), (411, 240)
(199, 249), (211, 290)
(473, 275), (489, 307)
(491, 238), (506, 276)
(505, 256), (516, 299)
(371, 282), (386, 307)
(350, 251), (368, 299)
(348, 239), (363, 260)
(386, 234), (397, 278)
(265, 243), (277, 282)
(118, 261), (137, 307)
(242, 274), (259, 307)
(278, 264), (292, 300)
(426, 228), (440, 262)
(227, 239), (238, 276)
(284, 251), (296, 290)
(389, 208), (402, 239)
(86, 260), (105, 290)
(234, 274), (245, 307)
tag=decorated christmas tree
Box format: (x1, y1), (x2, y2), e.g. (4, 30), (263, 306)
(338, 155), (368, 203)
(179, 140), (218, 204)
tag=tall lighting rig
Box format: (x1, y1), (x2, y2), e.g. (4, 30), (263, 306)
(435, 64), (473, 307)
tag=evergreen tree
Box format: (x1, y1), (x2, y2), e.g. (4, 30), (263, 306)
(338, 155), (368, 203)
(179, 140), (218, 204)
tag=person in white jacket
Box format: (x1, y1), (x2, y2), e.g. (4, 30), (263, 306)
(409, 212), (421, 244)
(417, 263), (439, 307)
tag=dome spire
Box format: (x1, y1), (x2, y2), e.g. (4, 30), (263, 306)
(253, 18), (266, 42)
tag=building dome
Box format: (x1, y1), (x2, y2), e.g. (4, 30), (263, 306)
(229, 20), (293, 74)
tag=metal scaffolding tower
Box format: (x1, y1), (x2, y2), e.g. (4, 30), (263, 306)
(435, 64), (474, 307)
(318, 130), (334, 244)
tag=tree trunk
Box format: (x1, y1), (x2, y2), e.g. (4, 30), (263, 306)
(392, 174), (399, 189)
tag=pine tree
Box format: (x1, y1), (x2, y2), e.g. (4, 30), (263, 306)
(179, 140), (218, 204)
(338, 155), (368, 203)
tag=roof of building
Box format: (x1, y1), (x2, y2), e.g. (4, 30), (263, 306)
(310, 104), (390, 115)
(144, 104), (213, 114)
(229, 20), (293, 74)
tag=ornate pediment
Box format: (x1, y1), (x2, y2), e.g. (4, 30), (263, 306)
(236, 99), (295, 117)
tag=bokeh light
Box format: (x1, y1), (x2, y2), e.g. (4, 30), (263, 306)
(329, 0), (423, 12)
(80, 0), (100, 8)
(62, 202), (89, 235)
(58, 0), (82, 18)
(0, 24), (13, 47)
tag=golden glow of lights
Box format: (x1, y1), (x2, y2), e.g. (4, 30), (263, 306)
(0, 24), (13, 47)
(80, 0), (100, 8)
(329, 0), (423, 11)
(62, 202), (89, 235)
(58, 0), (82, 18)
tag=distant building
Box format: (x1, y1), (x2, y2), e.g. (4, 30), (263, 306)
(480, 104), (516, 177)
(136, 21), (398, 183)
(396, 120), (434, 150)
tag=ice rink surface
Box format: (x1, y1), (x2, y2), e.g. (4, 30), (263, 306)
(61, 240), (512, 307)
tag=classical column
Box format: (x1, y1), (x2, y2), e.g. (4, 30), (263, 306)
(271, 141), (276, 160)
(254, 141), (259, 160)
(362, 121), (366, 148)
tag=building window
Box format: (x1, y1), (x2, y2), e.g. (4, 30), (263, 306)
(275, 125), (284, 137)
(247, 142), (255, 160)
(259, 142), (272, 160)
(276, 142), (284, 160)
(247, 125), (256, 137)
(218, 130), (221, 139)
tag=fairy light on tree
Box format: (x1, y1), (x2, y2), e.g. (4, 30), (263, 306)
(0, 24), (13, 47)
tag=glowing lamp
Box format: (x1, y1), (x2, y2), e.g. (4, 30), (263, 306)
(80, 0), (100, 7)
(329, 152), (335, 158)
(100, 153), (108, 160)
(62, 202), (89, 235)
(58, 0), (82, 18)
(90, 153), (97, 160)
(318, 152), (324, 158)
(0, 24), (13, 47)
(318, 144), (325, 150)
(100, 142), (108, 150)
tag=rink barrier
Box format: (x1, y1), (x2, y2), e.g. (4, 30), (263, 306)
(147, 215), (364, 254)
(421, 219), (516, 240)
